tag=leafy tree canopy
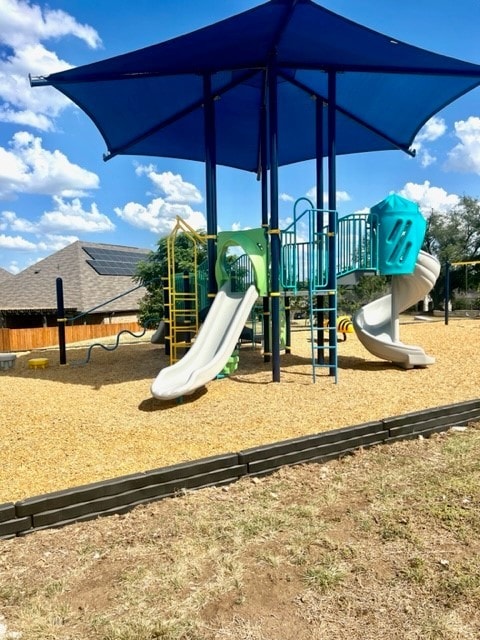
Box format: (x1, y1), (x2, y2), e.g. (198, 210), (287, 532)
(425, 195), (480, 264)
(424, 195), (480, 306)
(135, 231), (207, 327)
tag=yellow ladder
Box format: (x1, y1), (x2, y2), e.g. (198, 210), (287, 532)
(167, 217), (207, 364)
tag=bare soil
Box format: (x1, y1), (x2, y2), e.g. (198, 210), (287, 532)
(1, 315), (479, 503)
(1, 425), (479, 639)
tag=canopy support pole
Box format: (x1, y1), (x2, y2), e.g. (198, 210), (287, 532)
(327, 71), (338, 379)
(260, 102), (271, 363)
(203, 74), (218, 303)
(268, 64), (281, 383)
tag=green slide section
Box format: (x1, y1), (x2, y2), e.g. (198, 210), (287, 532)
(215, 228), (268, 297)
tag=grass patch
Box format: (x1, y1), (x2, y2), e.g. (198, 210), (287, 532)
(1, 427), (480, 639)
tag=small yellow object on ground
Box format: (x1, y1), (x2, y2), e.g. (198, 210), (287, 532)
(28, 358), (49, 369)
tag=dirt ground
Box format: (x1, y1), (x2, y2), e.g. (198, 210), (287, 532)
(0, 315), (479, 503)
(1, 425), (479, 640)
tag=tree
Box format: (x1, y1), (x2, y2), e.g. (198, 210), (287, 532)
(425, 195), (480, 307)
(134, 231), (207, 327)
(338, 274), (389, 315)
(426, 196), (480, 264)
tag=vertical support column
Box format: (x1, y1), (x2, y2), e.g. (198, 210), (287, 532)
(327, 71), (338, 379)
(285, 294), (291, 354)
(261, 102), (271, 363)
(203, 74), (218, 305)
(268, 64), (281, 383)
(391, 277), (401, 342)
(56, 277), (67, 365)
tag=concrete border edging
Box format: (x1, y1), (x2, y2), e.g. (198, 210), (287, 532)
(1, 399), (479, 539)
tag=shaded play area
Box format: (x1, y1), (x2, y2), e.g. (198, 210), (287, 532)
(30, 0), (480, 386)
(3, 0), (478, 535)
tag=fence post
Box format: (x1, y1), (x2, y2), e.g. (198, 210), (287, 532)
(56, 277), (67, 365)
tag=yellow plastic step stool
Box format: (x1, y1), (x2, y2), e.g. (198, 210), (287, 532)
(28, 357), (49, 370)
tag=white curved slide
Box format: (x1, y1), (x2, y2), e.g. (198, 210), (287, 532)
(353, 251), (441, 369)
(151, 283), (259, 400)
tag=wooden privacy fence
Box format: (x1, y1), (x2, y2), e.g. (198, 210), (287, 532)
(0, 322), (143, 352)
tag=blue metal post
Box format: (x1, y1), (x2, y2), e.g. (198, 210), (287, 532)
(268, 64), (281, 382)
(261, 102), (271, 363)
(56, 277), (67, 365)
(203, 74), (218, 303)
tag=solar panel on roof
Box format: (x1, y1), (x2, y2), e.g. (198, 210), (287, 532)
(83, 246), (148, 276)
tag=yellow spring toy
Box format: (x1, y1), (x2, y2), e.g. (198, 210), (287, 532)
(336, 315), (354, 340)
(323, 315), (354, 341)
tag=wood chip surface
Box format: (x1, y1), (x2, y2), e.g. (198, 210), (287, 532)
(1, 316), (478, 503)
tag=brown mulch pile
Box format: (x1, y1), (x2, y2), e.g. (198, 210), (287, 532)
(1, 316), (478, 503)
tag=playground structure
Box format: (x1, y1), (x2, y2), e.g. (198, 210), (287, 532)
(151, 193), (440, 400)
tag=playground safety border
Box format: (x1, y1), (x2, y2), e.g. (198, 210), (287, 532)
(1, 398), (480, 539)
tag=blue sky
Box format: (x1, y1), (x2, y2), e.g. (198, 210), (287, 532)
(0, 0), (479, 273)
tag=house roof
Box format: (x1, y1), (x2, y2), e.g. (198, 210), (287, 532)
(0, 268), (14, 284)
(0, 241), (151, 315)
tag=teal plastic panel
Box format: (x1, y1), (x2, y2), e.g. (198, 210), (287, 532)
(371, 194), (426, 275)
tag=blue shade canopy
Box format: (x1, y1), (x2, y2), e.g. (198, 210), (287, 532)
(31, 0), (480, 172)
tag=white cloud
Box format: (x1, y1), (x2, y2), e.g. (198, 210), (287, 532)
(0, 0), (102, 130)
(0, 132), (99, 198)
(135, 165), (203, 204)
(419, 150), (436, 168)
(0, 0), (102, 49)
(306, 187), (351, 204)
(36, 234), (79, 252)
(1, 197), (113, 240)
(115, 197), (206, 235)
(118, 167), (206, 235)
(445, 116), (480, 174)
(231, 222), (251, 231)
(0, 44), (73, 129)
(0, 233), (37, 250)
(410, 116), (446, 168)
(7, 260), (20, 274)
(0, 210), (36, 233)
(414, 116), (447, 146)
(38, 197), (115, 233)
(399, 181), (459, 216)
(279, 193), (294, 202)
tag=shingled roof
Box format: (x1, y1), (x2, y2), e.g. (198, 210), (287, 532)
(0, 241), (151, 315)
(0, 268), (14, 284)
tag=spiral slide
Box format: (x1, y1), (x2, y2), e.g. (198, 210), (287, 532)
(151, 282), (259, 400)
(353, 251), (441, 369)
